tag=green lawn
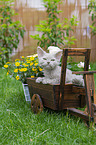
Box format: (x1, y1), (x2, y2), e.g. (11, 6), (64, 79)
(0, 67), (96, 145)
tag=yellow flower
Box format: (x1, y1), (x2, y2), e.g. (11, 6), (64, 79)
(30, 57), (34, 61)
(31, 76), (35, 78)
(27, 61), (30, 64)
(4, 64), (8, 68)
(34, 63), (38, 66)
(19, 68), (24, 72)
(23, 68), (27, 72)
(16, 75), (20, 80)
(6, 62), (10, 64)
(25, 64), (28, 67)
(7, 71), (9, 75)
(21, 56), (24, 59)
(23, 63), (28, 67)
(22, 63), (26, 66)
(14, 69), (18, 73)
(15, 62), (20, 67)
(15, 59), (20, 62)
(39, 68), (43, 71)
(32, 68), (37, 71)
(30, 62), (34, 66)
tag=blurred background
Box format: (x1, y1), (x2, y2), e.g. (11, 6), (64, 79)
(12, 0), (96, 62)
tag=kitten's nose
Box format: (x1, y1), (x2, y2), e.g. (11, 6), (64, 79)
(47, 62), (50, 64)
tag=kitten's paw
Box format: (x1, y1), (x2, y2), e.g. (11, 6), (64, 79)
(36, 77), (43, 83)
(42, 78), (60, 85)
(42, 78), (49, 84)
(72, 78), (84, 86)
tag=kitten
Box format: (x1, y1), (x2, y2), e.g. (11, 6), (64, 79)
(36, 46), (62, 84)
(36, 46), (84, 86)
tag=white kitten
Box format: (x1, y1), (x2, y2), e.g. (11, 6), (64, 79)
(36, 46), (84, 86)
(36, 46), (62, 84)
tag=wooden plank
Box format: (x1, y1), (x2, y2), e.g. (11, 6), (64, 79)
(72, 86), (85, 95)
(60, 49), (68, 110)
(84, 74), (94, 118)
(67, 108), (90, 121)
(27, 78), (60, 110)
(62, 100), (80, 109)
(84, 49), (91, 71)
(72, 71), (96, 75)
(63, 48), (91, 56)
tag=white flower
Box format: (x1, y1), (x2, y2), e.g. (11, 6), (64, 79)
(48, 46), (62, 54)
(77, 62), (91, 69)
(77, 62), (84, 68)
(89, 65), (91, 69)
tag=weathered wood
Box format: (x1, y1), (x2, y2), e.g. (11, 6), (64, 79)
(67, 108), (91, 121)
(72, 71), (96, 75)
(31, 94), (43, 114)
(27, 78), (85, 110)
(92, 103), (96, 123)
(72, 86), (85, 95)
(84, 74), (95, 118)
(63, 48), (91, 56)
(27, 78), (59, 110)
(60, 48), (90, 111)
(60, 49), (68, 110)
(84, 49), (91, 71)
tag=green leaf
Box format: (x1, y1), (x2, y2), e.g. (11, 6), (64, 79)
(92, 13), (94, 21)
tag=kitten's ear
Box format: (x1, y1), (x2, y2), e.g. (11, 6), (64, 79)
(55, 51), (62, 60)
(37, 46), (46, 58)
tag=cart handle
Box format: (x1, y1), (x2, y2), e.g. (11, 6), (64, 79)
(72, 71), (96, 75)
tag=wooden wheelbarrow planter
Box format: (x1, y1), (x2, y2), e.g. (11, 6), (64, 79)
(27, 48), (96, 125)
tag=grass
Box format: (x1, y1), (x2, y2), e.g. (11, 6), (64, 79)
(1, 65), (96, 145)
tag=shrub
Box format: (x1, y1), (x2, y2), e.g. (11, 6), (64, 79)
(30, 0), (78, 50)
(88, 0), (96, 36)
(0, 0), (25, 66)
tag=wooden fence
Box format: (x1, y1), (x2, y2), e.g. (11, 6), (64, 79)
(12, 0), (96, 62)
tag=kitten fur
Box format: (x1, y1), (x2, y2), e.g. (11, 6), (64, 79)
(36, 46), (84, 86)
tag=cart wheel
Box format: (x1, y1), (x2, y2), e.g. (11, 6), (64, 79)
(31, 94), (43, 114)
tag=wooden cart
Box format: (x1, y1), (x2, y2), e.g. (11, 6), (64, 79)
(27, 48), (96, 124)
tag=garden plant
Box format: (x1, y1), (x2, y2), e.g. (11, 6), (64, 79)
(30, 0), (78, 50)
(0, 0), (25, 66)
(3, 55), (44, 84)
(88, 0), (96, 36)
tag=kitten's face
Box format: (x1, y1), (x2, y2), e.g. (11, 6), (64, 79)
(37, 46), (62, 70)
(39, 53), (58, 70)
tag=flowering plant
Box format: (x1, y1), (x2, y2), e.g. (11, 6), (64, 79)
(4, 54), (44, 84)
(67, 61), (91, 71)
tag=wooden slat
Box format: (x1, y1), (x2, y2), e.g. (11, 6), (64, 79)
(72, 86), (85, 95)
(84, 49), (91, 71)
(72, 71), (96, 75)
(60, 49), (68, 109)
(67, 108), (90, 121)
(84, 74), (95, 118)
(63, 48), (91, 56)
(60, 48), (90, 110)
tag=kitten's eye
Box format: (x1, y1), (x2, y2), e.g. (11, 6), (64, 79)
(43, 58), (47, 60)
(51, 59), (55, 61)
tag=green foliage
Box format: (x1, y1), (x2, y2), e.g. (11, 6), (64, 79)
(30, 0), (78, 49)
(1, 67), (96, 144)
(0, 0), (25, 66)
(3, 55), (43, 83)
(88, 0), (96, 36)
